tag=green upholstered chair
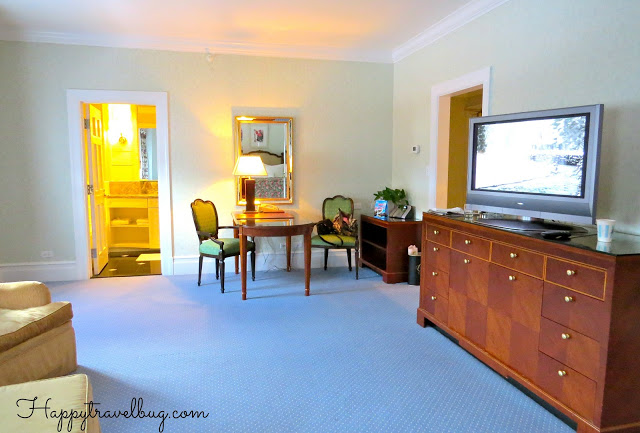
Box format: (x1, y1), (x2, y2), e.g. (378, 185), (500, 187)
(311, 195), (359, 279)
(190, 199), (255, 292)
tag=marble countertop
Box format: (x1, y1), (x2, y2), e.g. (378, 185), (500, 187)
(106, 195), (158, 198)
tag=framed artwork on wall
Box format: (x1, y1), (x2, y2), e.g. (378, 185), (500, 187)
(250, 125), (268, 147)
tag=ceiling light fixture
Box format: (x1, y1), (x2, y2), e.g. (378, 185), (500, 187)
(205, 48), (215, 63)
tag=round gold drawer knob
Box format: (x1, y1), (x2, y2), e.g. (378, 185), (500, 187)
(510, 253), (518, 259)
(433, 230), (440, 235)
(463, 259), (471, 264)
(508, 275), (517, 281)
(433, 247), (439, 252)
(432, 271), (438, 276)
(431, 295), (437, 301)
(465, 239), (472, 245)
(566, 270), (576, 276)
(561, 333), (571, 340)
(558, 370), (567, 377)
(564, 296), (574, 303)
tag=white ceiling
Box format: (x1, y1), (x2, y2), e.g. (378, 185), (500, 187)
(0, 0), (508, 63)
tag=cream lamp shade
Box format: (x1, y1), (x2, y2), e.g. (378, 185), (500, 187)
(233, 155), (267, 213)
(233, 155), (267, 177)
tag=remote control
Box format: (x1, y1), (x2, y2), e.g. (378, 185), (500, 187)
(540, 230), (571, 240)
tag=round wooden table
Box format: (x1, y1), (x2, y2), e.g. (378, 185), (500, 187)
(233, 212), (315, 300)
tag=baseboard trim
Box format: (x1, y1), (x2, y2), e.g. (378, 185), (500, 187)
(0, 250), (357, 282)
(173, 249), (356, 275)
(0, 261), (78, 282)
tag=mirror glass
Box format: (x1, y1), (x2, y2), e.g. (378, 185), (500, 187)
(139, 128), (157, 180)
(235, 116), (293, 205)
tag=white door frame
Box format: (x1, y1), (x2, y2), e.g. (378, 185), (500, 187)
(428, 67), (492, 209)
(66, 90), (173, 280)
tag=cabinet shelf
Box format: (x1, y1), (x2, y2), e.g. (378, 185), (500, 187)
(110, 242), (151, 248)
(361, 239), (386, 251)
(359, 215), (422, 284)
(106, 197), (159, 249)
(110, 223), (150, 228)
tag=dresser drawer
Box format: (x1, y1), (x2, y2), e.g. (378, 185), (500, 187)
(425, 241), (450, 273)
(426, 224), (451, 246)
(487, 264), (543, 331)
(421, 287), (449, 325)
(450, 251), (490, 304)
(545, 258), (606, 300)
(451, 231), (490, 260)
(491, 242), (544, 278)
(424, 264), (449, 299)
(538, 317), (600, 381)
(537, 352), (596, 420)
(541, 283), (606, 342)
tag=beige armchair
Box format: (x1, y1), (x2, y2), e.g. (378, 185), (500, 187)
(0, 374), (101, 432)
(0, 281), (77, 386)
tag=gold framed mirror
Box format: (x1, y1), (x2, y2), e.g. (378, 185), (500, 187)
(235, 116), (293, 205)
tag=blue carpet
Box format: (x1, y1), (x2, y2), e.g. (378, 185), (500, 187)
(48, 269), (573, 433)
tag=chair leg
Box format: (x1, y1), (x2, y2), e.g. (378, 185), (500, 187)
(355, 248), (359, 280)
(198, 255), (203, 286)
(324, 249), (329, 270)
(347, 248), (352, 271)
(215, 259), (220, 280)
(220, 259), (225, 294)
(251, 250), (256, 281)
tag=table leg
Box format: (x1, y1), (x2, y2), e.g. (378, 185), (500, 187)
(234, 228), (239, 274)
(304, 230), (311, 296)
(240, 233), (247, 300)
(286, 236), (292, 271)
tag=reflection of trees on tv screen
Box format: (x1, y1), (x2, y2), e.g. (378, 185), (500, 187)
(474, 116), (588, 197)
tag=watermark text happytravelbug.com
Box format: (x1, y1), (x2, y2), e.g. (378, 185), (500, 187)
(15, 396), (209, 432)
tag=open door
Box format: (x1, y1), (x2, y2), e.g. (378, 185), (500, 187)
(84, 103), (109, 275)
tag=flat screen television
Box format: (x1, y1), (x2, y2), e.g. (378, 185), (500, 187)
(466, 104), (603, 230)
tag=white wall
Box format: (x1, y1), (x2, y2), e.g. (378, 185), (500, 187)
(0, 41), (393, 276)
(393, 0), (640, 234)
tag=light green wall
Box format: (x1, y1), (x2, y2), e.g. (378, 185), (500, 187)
(393, 0), (640, 234)
(0, 42), (393, 264)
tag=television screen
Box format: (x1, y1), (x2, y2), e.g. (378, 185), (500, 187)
(473, 115), (588, 198)
(466, 104), (603, 226)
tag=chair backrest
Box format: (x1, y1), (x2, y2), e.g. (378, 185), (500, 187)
(322, 195), (354, 220)
(191, 199), (219, 241)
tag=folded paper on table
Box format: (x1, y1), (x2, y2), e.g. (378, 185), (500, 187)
(428, 207), (464, 216)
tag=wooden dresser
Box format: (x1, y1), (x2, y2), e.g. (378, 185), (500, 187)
(417, 213), (640, 433)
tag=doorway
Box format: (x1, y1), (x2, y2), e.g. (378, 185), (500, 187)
(442, 88), (483, 208)
(428, 68), (491, 210)
(67, 90), (172, 281)
(84, 103), (162, 278)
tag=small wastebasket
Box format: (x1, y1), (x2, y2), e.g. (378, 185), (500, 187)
(408, 253), (421, 285)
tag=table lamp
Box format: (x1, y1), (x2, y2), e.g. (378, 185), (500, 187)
(233, 155), (267, 212)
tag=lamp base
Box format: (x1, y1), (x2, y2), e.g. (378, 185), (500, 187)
(244, 178), (256, 212)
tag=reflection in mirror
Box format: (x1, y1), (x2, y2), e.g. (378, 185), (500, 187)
(235, 116), (293, 205)
(139, 128), (157, 180)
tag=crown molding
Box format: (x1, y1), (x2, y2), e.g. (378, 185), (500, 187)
(0, 29), (393, 63)
(392, 0), (511, 63)
(0, 0), (509, 64)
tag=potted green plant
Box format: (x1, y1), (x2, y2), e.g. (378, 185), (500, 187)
(373, 187), (408, 215)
